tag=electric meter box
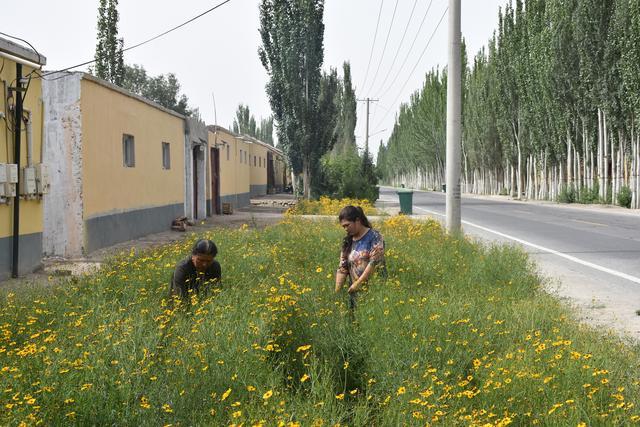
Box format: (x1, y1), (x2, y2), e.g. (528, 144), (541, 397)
(35, 164), (50, 194)
(20, 167), (37, 195)
(0, 164), (5, 197)
(6, 164), (18, 183)
(4, 183), (16, 198)
(0, 164), (7, 183)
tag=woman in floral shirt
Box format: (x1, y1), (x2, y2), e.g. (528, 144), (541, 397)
(335, 205), (385, 309)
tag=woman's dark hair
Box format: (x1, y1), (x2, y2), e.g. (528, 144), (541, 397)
(339, 206), (371, 255)
(192, 239), (218, 257)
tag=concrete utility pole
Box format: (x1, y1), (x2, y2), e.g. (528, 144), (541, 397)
(358, 98), (378, 151)
(446, 0), (461, 233)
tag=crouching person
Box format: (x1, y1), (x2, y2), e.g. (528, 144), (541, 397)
(170, 239), (221, 305)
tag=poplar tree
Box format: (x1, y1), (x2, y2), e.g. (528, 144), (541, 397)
(94, 0), (124, 85)
(259, 0), (326, 198)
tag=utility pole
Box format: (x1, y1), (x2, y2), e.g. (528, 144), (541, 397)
(12, 63), (23, 277)
(357, 98), (378, 152)
(446, 0), (461, 233)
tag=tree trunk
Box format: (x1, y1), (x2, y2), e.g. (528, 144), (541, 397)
(302, 158), (311, 199)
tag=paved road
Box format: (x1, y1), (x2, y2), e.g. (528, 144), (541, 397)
(378, 186), (640, 341)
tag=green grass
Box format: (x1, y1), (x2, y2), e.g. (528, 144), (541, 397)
(1, 216), (639, 426)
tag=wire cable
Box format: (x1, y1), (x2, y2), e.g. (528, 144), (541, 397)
(364, 0), (400, 97)
(370, 0), (419, 98)
(376, 0), (434, 100)
(371, 5), (448, 133)
(39, 0), (234, 77)
(0, 31), (44, 67)
(359, 0), (385, 93)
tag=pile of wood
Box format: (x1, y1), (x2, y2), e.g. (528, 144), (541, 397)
(171, 216), (194, 232)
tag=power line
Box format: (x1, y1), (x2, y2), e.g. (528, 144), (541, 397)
(359, 0), (385, 93)
(375, 0), (435, 100)
(369, 0), (419, 98)
(39, 0), (234, 77)
(364, 0), (400, 97)
(0, 31), (44, 67)
(371, 5), (448, 134)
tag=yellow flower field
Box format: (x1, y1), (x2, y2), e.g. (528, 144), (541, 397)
(0, 215), (639, 425)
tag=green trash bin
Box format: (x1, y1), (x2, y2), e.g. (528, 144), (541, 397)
(397, 188), (413, 215)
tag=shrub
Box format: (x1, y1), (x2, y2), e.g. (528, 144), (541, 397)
(557, 185), (576, 203)
(315, 151), (379, 201)
(578, 184), (599, 204)
(617, 185), (632, 208)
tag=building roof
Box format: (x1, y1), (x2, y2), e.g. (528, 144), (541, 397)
(0, 36), (47, 66)
(79, 73), (185, 119)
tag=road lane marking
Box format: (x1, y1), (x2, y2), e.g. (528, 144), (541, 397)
(573, 219), (608, 227)
(413, 205), (640, 285)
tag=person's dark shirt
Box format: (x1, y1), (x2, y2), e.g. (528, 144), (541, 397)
(170, 257), (222, 302)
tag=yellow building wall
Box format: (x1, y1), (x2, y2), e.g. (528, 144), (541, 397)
(0, 62), (44, 239)
(209, 128), (251, 199)
(80, 79), (185, 218)
(249, 142), (268, 187)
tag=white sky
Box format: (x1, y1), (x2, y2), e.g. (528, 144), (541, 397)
(3, 0), (505, 159)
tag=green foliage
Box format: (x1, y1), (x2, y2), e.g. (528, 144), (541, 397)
(2, 218), (639, 424)
(617, 185), (632, 208)
(558, 185), (577, 204)
(578, 182), (600, 204)
(94, 0), (124, 85)
(259, 0), (328, 197)
(231, 105), (275, 146)
(121, 64), (192, 116)
(316, 150), (378, 201)
(333, 62), (358, 156)
(378, 0), (640, 209)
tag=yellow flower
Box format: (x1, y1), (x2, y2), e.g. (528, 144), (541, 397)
(232, 410), (242, 418)
(296, 345), (311, 352)
(300, 374), (310, 383)
(221, 388), (232, 401)
(335, 393), (345, 400)
(139, 396), (151, 409)
(162, 403), (173, 413)
(247, 385), (256, 392)
(397, 386), (406, 395)
(263, 390), (273, 400)
(316, 267), (322, 273)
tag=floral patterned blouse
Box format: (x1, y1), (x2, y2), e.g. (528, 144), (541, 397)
(338, 228), (385, 283)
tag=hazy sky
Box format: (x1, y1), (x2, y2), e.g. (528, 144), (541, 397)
(3, 0), (506, 159)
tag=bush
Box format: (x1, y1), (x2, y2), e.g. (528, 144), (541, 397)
(578, 184), (599, 204)
(557, 185), (576, 203)
(617, 186), (632, 208)
(315, 151), (379, 201)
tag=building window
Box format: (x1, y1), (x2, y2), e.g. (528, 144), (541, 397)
(259, 157), (261, 167)
(226, 144), (230, 161)
(254, 155), (257, 166)
(123, 134), (135, 167)
(239, 149), (243, 163)
(162, 142), (171, 169)
(244, 151), (247, 164)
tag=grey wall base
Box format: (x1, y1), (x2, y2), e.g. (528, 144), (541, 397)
(0, 233), (43, 281)
(250, 184), (267, 198)
(84, 203), (184, 253)
(220, 193), (251, 210)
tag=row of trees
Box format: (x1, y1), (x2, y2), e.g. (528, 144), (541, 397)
(259, 0), (378, 199)
(231, 104), (275, 146)
(378, 0), (640, 208)
(93, 0), (195, 116)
